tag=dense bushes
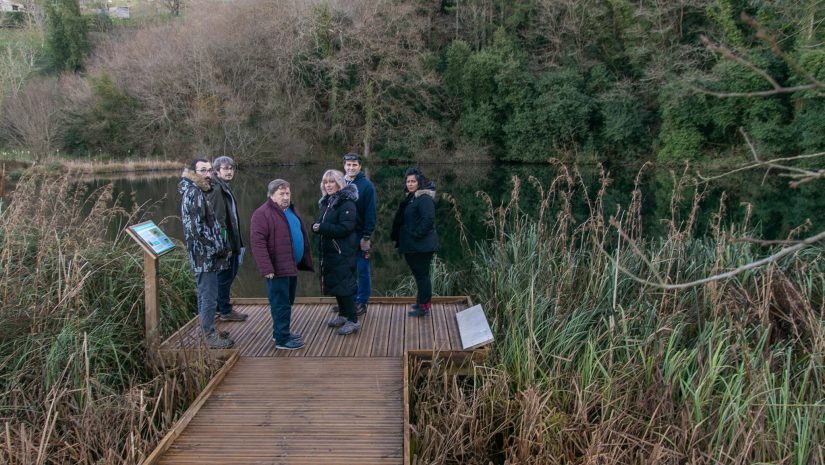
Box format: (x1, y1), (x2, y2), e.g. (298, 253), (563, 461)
(1, 0), (824, 163)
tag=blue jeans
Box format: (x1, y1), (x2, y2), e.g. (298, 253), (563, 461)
(355, 252), (371, 305)
(196, 271), (219, 335)
(266, 276), (297, 344)
(216, 254), (239, 315)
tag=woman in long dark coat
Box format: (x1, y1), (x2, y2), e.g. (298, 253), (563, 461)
(391, 167), (438, 317)
(311, 169), (361, 335)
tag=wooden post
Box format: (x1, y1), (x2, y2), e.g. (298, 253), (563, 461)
(126, 221), (175, 352)
(144, 250), (160, 349)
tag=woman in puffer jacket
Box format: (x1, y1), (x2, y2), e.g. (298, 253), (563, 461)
(390, 167), (438, 317)
(311, 169), (361, 335)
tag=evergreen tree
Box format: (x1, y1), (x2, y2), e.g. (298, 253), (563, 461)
(45, 0), (88, 71)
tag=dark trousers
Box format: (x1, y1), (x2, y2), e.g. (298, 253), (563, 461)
(216, 254), (239, 315)
(404, 252), (434, 305)
(266, 276), (297, 344)
(336, 294), (357, 323)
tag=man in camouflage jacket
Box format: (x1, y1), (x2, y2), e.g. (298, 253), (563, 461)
(178, 158), (234, 349)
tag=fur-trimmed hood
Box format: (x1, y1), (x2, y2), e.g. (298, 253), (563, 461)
(319, 183), (358, 208)
(415, 188), (436, 200)
(178, 168), (212, 194)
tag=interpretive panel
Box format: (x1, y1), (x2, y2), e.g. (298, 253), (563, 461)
(127, 221), (175, 257)
(455, 304), (494, 350)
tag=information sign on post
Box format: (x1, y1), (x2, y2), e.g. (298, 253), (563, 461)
(128, 221), (176, 257)
(126, 221), (175, 350)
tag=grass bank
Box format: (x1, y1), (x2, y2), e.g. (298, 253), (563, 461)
(0, 174), (218, 464)
(409, 167), (824, 464)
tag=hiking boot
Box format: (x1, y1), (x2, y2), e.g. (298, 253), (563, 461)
(218, 330), (230, 339)
(219, 310), (248, 321)
(355, 303), (368, 316)
(337, 320), (361, 335)
(330, 305), (339, 313)
(289, 332), (303, 341)
(205, 331), (235, 349)
(409, 303), (420, 311)
(275, 338), (305, 350)
(327, 316), (347, 328)
(408, 307), (430, 317)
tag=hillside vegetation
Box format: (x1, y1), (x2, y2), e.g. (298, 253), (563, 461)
(1, 0), (824, 164)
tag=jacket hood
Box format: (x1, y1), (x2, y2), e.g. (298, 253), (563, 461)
(178, 168), (211, 193)
(415, 188), (436, 199)
(320, 183), (358, 207)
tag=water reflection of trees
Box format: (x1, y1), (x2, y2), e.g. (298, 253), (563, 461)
(94, 163), (824, 298)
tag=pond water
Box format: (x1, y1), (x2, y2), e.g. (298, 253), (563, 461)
(93, 162), (825, 298)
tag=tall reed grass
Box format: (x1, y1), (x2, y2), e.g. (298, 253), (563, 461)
(410, 165), (824, 464)
(0, 174), (220, 464)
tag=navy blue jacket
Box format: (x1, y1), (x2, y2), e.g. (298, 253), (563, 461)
(346, 171), (376, 240)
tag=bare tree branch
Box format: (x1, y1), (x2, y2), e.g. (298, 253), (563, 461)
(690, 83), (821, 98)
(694, 25), (825, 98)
(606, 223), (825, 290)
(741, 13), (825, 90)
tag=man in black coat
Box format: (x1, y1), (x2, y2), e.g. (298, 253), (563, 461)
(208, 155), (248, 322)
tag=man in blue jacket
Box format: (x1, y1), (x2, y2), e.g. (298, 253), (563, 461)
(343, 152), (376, 315)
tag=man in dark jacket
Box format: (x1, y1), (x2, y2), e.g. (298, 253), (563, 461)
(207, 155), (248, 322)
(342, 152), (376, 315)
(178, 158), (234, 349)
(249, 179), (314, 350)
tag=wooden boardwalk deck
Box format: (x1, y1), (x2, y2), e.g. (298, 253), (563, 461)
(149, 297), (472, 465)
(163, 298), (467, 357)
(157, 357), (403, 465)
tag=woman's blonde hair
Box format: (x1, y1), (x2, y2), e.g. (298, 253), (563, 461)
(319, 169), (346, 196)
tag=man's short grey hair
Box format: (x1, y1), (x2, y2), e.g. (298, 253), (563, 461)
(267, 179), (290, 196)
(213, 155), (235, 172)
(319, 169), (346, 196)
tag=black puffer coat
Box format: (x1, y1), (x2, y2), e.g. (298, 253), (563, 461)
(315, 184), (359, 296)
(392, 183), (438, 254)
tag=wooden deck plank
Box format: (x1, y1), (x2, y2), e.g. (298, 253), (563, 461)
(444, 303), (462, 350)
(354, 306), (379, 357)
(157, 357), (403, 465)
(288, 303), (319, 357)
(287, 303), (322, 358)
(304, 305), (336, 357)
(387, 305), (405, 357)
(245, 305), (273, 356)
(403, 304), (420, 351)
(431, 304), (451, 351)
(369, 302), (391, 357)
(418, 305), (434, 350)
